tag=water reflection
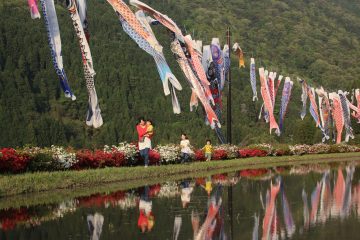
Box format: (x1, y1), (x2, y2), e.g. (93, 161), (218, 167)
(1, 162), (360, 239)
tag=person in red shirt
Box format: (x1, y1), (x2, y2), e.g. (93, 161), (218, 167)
(136, 117), (151, 167)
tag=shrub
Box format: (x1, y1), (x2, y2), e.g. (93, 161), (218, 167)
(214, 145), (239, 159)
(289, 145), (311, 155)
(308, 144), (331, 154)
(239, 149), (268, 158)
(27, 153), (60, 172)
(149, 149), (161, 165)
(329, 144), (360, 153)
(155, 144), (180, 164)
(194, 150), (206, 161)
(73, 149), (126, 170)
(0, 148), (30, 173)
(212, 149), (228, 160)
(272, 144), (291, 156)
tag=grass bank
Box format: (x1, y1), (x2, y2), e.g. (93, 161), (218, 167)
(1, 152), (360, 198)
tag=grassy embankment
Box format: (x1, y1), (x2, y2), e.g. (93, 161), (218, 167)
(1, 152), (360, 202)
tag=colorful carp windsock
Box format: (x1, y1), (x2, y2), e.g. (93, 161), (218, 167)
(250, 58), (258, 101)
(316, 87), (331, 142)
(338, 90), (354, 142)
(268, 72), (277, 106)
(75, 0), (90, 41)
(222, 44), (230, 89)
(211, 38), (224, 90)
(299, 78), (308, 120)
(329, 92), (344, 144)
(202, 45), (213, 72)
(308, 87), (321, 127)
(351, 89), (360, 122)
(106, 0), (182, 112)
(67, 0), (103, 128)
(129, 0), (214, 105)
(170, 38), (220, 129)
(278, 77), (293, 134)
(40, 0), (76, 100)
(28, 0), (41, 19)
(275, 75), (283, 96)
(232, 42), (245, 68)
(259, 68), (279, 134)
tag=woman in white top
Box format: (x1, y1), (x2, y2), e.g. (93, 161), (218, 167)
(180, 134), (192, 163)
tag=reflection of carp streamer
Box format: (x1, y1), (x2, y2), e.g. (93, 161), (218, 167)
(195, 198), (222, 240)
(262, 181), (280, 240)
(281, 183), (295, 237)
(87, 213), (104, 240)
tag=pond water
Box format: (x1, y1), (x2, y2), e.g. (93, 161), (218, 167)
(1, 162), (360, 240)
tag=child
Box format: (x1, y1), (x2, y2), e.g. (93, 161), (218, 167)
(202, 139), (213, 161)
(145, 120), (154, 138)
(180, 134), (192, 163)
(141, 120), (154, 142)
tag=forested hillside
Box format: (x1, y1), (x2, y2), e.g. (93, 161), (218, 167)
(1, 0), (360, 148)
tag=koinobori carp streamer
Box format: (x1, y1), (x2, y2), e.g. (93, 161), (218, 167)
(28, 0), (41, 19)
(278, 77), (293, 134)
(67, 0), (103, 128)
(40, 0), (76, 100)
(106, 0), (182, 114)
(250, 58), (258, 101)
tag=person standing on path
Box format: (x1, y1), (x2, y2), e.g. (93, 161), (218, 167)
(137, 117), (152, 167)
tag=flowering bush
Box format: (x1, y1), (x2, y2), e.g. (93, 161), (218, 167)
(105, 142), (137, 163)
(308, 144), (331, 154)
(239, 148), (268, 158)
(0, 148), (30, 173)
(329, 144), (360, 153)
(212, 149), (228, 160)
(154, 144), (180, 164)
(73, 149), (125, 170)
(214, 145), (239, 159)
(51, 145), (77, 169)
(289, 144), (311, 155)
(248, 144), (273, 155)
(149, 149), (161, 165)
(194, 150), (206, 161)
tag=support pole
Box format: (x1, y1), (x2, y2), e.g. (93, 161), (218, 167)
(226, 27), (232, 144)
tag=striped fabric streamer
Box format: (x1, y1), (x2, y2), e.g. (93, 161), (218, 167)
(250, 58), (258, 101)
(338, 90), (354, 142)
(107, 0), (182, 102)
(299, 78), (308, 120)
(329, 92), (344, 144)
(67, 0), (103, 128)
(278, 77), (293, 134)
(40, 0), (76, 100)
